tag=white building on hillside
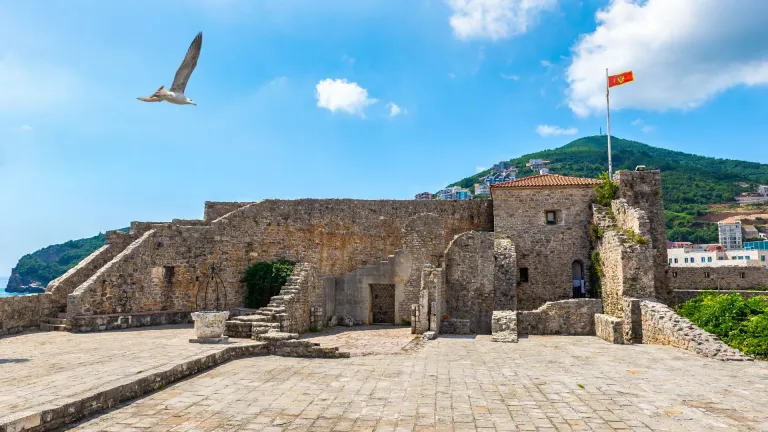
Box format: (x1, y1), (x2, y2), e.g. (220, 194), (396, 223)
(718, 219), (743, 249)
(668, 247), (767, 267)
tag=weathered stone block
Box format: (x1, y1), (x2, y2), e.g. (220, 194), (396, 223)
(594, 313), (624, 344)
(491, 310), (518, 343)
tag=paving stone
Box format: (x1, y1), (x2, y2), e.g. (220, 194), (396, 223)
(8, 328), (768, 431)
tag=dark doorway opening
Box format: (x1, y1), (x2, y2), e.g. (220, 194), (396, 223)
(370, 284), (395, 324)
(572, 260), (585, 298)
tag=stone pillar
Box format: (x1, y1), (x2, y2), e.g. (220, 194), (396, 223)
(615, 170), (670, 304)
(491, 310), (518, 343)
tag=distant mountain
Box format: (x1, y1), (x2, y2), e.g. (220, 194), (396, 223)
(449, 135), (768, 243)
(6, 228), (129, 293)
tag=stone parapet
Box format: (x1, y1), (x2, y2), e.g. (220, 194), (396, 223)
(669, 266), (768, 291)
(0, 293), (56, 336)
(638, 299), (752, 361)
(517, 299), (603, 336)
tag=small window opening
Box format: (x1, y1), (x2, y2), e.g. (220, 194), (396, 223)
(519, 267), (529, 283)
(545, 211), (557, 225)
(672, 272), (677, 278)
(163, 266), (175, 285)
(704, 272), (710, 278)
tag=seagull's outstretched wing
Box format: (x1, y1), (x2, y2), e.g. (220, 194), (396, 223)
(137, 95), (162, 102)
(170, 32), (202, 93)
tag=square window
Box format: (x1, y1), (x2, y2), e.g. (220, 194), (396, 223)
(741, 272), (746, 279)
(674, 258), (678, 263)
(701, 257), (706, 263)
(519, 267), (529, 283)
(762, 256), (766, 262)
(668, 259), (672, 264)
(704, 272), (710, 278)
(545, 211), (557, 225)
(708, 257), (712, 262)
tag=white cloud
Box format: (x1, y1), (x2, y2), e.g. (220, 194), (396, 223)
(500, 73), (519, 80)
(342, 54), (355, 65)
(0, 54), (79, 111)
(566, 0), (768, 117)
(18, 125), (33, 132)
(387, 102), (404, 117)
(447, 0), (557, 40)
(540, 60), (553, 68)
(536, 124), (578, 137)
(315, 78), (378, 116)
(631, 118), (655, 133)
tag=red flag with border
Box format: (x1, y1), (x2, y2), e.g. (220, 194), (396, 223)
(608, 70), (634, 88)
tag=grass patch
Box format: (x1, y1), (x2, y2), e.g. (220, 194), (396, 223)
(677, 292), (768, 360)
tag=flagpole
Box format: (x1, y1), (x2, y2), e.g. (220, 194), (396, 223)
(606, 68), (613, 178)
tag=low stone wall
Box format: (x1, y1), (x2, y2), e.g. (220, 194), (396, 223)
(0, 293), (55, 336)
(517, 299), (603, 336)
(491, 310), (518, 342)
(69, 310), (192, 333)
(638, 299), (752, 361)
(594, 313), (624, 344)
(669, 266), (768, 291)
(671, 289), (768, 307)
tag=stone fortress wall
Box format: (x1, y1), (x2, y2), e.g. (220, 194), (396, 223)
(62, 200), (492, 329)
(2, 169), (764, 362)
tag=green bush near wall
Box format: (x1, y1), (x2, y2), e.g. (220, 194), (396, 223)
(241, 259), (296, 309)
(677, 292), (768, 360)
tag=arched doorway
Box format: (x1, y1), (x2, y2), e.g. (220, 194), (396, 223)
(572, 260), (585, 298)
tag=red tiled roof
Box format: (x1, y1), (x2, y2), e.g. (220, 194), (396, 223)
(490, 174), (603, 189)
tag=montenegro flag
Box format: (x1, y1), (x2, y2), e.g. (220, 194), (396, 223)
(608, 71), (634, 88)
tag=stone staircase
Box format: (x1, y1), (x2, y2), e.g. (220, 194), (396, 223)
(225, 274), (302, 339)
(40, 312), (70, 332)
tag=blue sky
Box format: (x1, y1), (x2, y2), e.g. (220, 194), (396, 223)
(1, 0), (767, 275)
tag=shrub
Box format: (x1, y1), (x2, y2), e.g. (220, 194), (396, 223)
(594, 171), (619, 207)
(588, 250), (603, 298)
(677, 292), (768, 359)
(241, 259), (296, 309)
(589, 224), (603, 241)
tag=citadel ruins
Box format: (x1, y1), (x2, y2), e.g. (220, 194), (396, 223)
(1, 170), (764, 360)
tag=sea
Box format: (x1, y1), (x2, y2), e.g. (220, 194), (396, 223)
(0, 275), (25, 298)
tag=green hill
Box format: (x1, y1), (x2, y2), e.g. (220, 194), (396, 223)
(6, 228), (129, 292)
(449, 135), (768, 243)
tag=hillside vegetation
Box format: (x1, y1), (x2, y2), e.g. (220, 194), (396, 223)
(6, 228), (129, 291)
(450, 136), (768, 243)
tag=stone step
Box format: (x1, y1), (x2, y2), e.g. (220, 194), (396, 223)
(260, 307), (286, 314)
(41, 317), (67, 325)
(252, 322), (281, 329)
(40, 323), (70, 332)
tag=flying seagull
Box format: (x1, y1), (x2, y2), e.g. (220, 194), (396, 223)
(138, 32), (202, 106)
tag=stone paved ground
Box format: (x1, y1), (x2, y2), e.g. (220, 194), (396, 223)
(68, 332), (768, 431)
(0, 325), (257, 423)
(301, 325), (420, 356)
